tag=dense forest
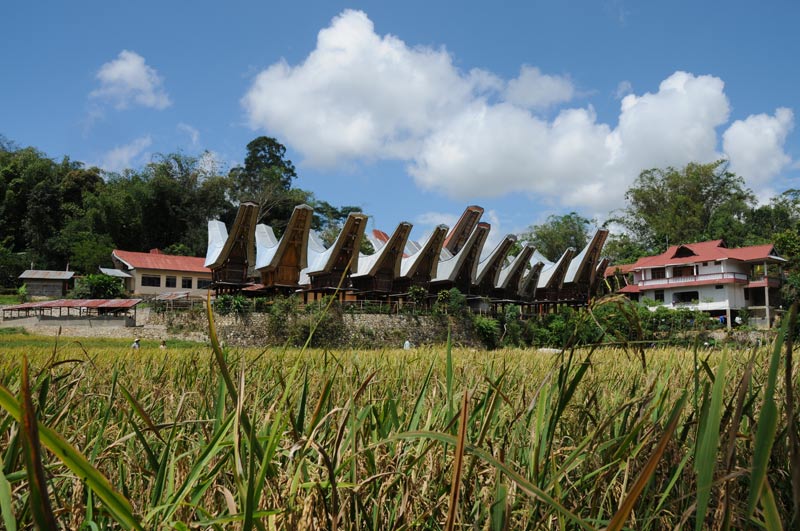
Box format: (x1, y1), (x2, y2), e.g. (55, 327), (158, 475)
(1, 134), (799, 296)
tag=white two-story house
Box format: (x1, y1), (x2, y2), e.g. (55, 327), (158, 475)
(616, 240), (785, 328)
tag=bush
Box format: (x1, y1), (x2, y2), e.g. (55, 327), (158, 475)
(214, 294), (250, 315)
(70, 274), (125, 299)
(17, 283), (28, 303)
(473, 315), (500, 349)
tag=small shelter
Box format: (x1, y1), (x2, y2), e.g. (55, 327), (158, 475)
(18, 270), (75, 297)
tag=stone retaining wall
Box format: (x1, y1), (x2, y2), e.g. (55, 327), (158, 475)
(149, 309), (480, 348)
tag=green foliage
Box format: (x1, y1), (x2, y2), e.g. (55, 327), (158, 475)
(264, 294), (346, 348)
(434, 288), (468, 316)
(70, 274), (125, 299)
(0, 136), (361, 286)
(612, 160), (756, 254)
(17, 283), (27, 303)
(499, 304), (523, 347)
(213, 294), (250, 315)
(519, 212), (592, 261)
(407, 285), (428, 310)
(162, 243), (193, 256)
(473, 315), (501, 349)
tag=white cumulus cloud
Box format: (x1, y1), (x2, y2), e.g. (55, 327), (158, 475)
(504, 66), (575, 109)
(100, 136), (152, 172)
(722, 107), (794, 185)
(91, 50), (171, 110)
(242, 10), (795, 215)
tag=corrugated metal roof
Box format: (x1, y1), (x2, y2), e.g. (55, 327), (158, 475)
(2, 299), (142, 311)
(113, 249), (210, 274)
(155, 291), (190, 300)
(19, 270), (75, 280)
(99, 267), (132, 278)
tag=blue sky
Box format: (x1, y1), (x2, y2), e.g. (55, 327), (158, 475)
(3, 1), (798, 249)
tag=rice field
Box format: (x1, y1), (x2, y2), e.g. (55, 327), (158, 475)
(0, 304), (798, 530)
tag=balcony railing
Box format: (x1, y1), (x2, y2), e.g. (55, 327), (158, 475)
(639, 272), (748, 287)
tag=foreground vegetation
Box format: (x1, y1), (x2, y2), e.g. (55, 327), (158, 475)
(0, 303), (798, 530)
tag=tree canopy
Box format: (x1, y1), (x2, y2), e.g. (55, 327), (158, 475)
(0, 136), (362, 283)
(519, 212), (591, 261)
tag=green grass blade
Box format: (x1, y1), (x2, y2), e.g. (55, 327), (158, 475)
(19, 356), (58, 530)
(606, 392), (687, 531)
(446, 327), (454, 428)
(761, 478), (785, 531)
(0, 382), (143, 530)
(0, 444), (17, 531)
(695, 351), (727, 531)
(747, 302), (797, 518)
(158, 412), (235, 524)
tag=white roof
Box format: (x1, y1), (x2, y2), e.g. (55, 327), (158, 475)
(299, 213), (367, 285)
(497, 244), (534, 290)
(433, 224), (489, 283)
(400, 225), (448, 279)
(475, 235), (516, 287)
(204, 220), (228, 268)
(354, 222), (412, 278)
(538, 248), (575, 289)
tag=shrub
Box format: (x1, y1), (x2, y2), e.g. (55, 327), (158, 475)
(473, 315), (500, 349)
(70, 274), (125, 299)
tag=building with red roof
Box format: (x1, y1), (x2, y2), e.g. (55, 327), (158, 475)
(609, 240), (786, 327)
(111, 249), (212, 297)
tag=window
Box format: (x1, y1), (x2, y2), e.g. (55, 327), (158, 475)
(182, 277), (192, 289)
(141, 275), (161, 287)
(673, 291), (699, 304)
(673, 266), (694, 278)
(715, 284), (723, 290)
(702, 262), (708, 266)
(166, 276), (176, 288)
(197, 278), (212, 289)
(651, 268), (666, 280)
(655, 290), (664, 302)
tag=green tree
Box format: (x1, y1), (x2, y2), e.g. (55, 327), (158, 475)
(71, 274), (126, 299)
(612, 161), (755, 253)
(227, 137), (309, 230)
(520, 212), (591, 261)
(601, 232), (648, 265)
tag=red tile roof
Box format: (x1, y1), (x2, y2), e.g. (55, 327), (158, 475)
(113, 250), (210, 274)
(628, 240), (783, 270)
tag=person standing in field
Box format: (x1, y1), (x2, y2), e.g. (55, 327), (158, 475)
(131, 338), (140, 349)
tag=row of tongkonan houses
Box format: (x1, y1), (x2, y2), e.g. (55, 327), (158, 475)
(200, 203), (610, 313)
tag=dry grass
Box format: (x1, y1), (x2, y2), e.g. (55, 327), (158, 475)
(0, 305), (797, 530)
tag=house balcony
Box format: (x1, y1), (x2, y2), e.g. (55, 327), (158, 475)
(639, 272), (748, 288)
(745, 275), (782, 289)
